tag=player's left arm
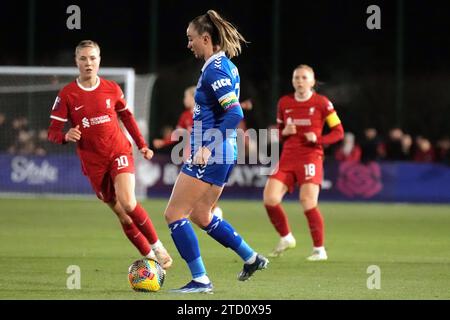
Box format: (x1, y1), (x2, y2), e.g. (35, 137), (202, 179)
(317, 113), (344, 144)
(317, 99), (344, 145)
(114, 83), (153, 159)
(192, 68), (243, 165)
(205, 68), (243, 149)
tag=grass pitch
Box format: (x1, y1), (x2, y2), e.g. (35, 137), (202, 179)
(0, 198), (449, 300)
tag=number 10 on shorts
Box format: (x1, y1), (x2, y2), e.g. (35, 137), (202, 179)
(115, 155), (129, 169)
(304, 163), (316, 178)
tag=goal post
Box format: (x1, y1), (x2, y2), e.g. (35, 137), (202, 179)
(0, 66), (156, 198)
(0, 66), (136, 111)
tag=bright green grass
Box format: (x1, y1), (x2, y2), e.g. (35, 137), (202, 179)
(0, 198), (449, 300)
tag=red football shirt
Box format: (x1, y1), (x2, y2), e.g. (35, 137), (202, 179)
(50, 77), (136, 168)
(277, 92), (337, 165)
(176, 109), (194, 132)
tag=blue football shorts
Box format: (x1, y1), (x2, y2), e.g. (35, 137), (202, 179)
(181, 161), (235, 187)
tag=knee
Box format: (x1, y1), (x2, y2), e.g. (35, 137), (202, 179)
(190, 212), (212, 229)
(263, 182), (285, 206)
(119, 215), (133, 225)
(164, 211), (175, 224)
(300, 195), (317, 211)
(190, 203), (213, 228)
(118, 197), (137, 213)
(164, 205), (188, 224)
(263, 191), (282, 207)
(108, 201), (133, 224)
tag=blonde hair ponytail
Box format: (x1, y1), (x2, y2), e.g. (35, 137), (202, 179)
(190, 10), (248, 58)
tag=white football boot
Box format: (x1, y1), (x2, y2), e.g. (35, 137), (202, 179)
(146, 250), (157, 260)
(268, 234), (296, 257)
(149, 241), (173, 269)
(306, 247), (328, 261)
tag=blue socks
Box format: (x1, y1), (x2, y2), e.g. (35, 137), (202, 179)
(203, 215), (254, 261)
(169, 215), (256, 280)
(169, 218), (206, 278)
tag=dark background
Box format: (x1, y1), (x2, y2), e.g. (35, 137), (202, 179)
(1, 0), (449, 141)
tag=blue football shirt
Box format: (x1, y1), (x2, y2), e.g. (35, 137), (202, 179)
(191, 51), (244, 163)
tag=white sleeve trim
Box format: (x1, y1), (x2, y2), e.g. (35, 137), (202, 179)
(50, 115), (68, 122)
(116, 105), (128, 112)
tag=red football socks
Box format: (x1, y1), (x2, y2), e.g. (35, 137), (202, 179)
(265, 204), (291, 237)
(304, 207), (324, 247)
(121, 221), (151, 256)
(127, 203), (159, 245)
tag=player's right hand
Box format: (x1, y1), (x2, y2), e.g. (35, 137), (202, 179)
(193, 146), (211, 165)
(152, 139), (165, 149)
(282, 117), (297, 136)
(65, 125), (82, 142)
(140, 147), (154, 160)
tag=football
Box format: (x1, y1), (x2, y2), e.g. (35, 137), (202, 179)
(128, 258), (166, 292)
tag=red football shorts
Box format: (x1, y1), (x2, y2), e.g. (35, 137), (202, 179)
(270, 156), (323, 193)
(83, 153), (135, 203)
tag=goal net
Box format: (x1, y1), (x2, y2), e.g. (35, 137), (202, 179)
(0, 66), (156, 198)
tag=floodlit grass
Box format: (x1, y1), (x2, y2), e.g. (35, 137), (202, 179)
(0, 198), (449, 300)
